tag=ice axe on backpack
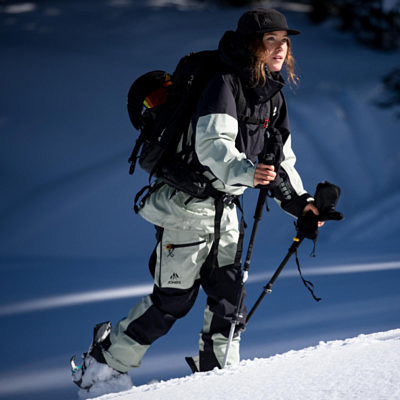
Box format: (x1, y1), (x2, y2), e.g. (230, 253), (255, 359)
(222, 180), (344, 368)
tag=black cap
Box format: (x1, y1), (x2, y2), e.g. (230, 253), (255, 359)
(237, 8), (301, 37)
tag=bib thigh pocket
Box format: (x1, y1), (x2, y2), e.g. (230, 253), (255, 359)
(157, 230), (210, 290)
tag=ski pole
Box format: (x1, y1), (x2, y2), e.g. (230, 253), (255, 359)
(223, 135), (279, 369)
(222, 187), (268, 368)
(245, 234), (304, 326)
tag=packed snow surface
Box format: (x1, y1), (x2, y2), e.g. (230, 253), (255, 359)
(91, 329), (400, 400)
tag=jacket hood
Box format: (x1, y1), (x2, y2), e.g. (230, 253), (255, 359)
(218, 30), (285, 103)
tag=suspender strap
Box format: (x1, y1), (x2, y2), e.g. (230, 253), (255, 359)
(212, 195), (246, 271)
(211, 195), (224, 265)
(234, 209), (246, 269)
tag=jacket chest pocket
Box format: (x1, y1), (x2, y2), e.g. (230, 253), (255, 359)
(237, 102), (270, 161)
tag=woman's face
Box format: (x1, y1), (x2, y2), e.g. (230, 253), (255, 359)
(263, 31), (288, 72)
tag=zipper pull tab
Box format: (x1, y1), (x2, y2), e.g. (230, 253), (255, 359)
(264, 118), (269, 128)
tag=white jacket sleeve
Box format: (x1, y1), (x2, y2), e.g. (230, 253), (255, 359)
(195, 113), (256, 188)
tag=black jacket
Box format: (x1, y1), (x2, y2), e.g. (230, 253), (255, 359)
(191, 30), (312, 218)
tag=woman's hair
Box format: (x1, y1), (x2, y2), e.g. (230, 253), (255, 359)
(241, 33), (299, 88)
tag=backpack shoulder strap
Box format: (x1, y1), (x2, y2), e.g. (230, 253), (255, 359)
(234, 75), (263, 127)
(128, 130), (146, 175)
(234, 75), (247, 119)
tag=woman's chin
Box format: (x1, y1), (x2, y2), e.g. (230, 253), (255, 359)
(269, 65), (283, 72)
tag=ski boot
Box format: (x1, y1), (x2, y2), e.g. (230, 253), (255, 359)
(71, 321), (132, 397)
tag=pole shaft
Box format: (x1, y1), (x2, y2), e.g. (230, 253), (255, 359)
(222, 322), (236, 368)
(246, 290), (267, 324)
(222, 189), (267, 368)
(245, 236), (304, 325)
(243, 189), (267, 271)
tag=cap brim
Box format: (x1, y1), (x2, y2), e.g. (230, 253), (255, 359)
(256, 28), (301, 35)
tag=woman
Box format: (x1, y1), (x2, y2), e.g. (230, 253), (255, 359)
(72, 7), (323, 394)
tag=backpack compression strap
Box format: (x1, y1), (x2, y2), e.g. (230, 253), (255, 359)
(128, 135), (145, 175)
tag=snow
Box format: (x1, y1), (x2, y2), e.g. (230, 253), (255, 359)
(93, 329), (400, 400)
(74, 355), (133, 399)
(1, 1), (400, 400)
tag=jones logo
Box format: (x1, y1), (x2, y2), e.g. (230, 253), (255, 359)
(168, 272), (181, 284)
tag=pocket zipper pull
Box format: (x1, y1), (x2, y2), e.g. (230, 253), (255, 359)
(164, 244), (174, 257)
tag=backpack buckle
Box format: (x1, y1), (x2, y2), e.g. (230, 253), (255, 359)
(222, 194), (238, 206)
(264, 118), (269, 128)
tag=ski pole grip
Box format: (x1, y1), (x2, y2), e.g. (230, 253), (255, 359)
(262, 153), (275, 166)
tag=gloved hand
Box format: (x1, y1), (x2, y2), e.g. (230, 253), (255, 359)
(296, 181), (344, 241)
(296, 211), (319, 241)
(314, 181), (344, 222)
(256, 127), (284, 190)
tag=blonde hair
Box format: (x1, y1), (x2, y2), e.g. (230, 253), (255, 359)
(242, 33), (299, 88)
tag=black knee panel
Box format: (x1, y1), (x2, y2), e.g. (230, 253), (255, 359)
(151, 281), (201, 319)
(199, 350), (221, 371)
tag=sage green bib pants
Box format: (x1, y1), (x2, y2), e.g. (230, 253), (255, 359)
(103, 183), (247, 373)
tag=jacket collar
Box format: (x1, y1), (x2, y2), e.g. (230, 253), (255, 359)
(218, 30), (285, 103)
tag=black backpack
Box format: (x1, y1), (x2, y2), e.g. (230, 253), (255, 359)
(127, 50), (261, 199)
(127, 50), (281, 202)
(128, 51), (223, 178)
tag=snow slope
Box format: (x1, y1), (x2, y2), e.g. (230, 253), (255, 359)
(92, 329), (400, 400)
(1, 1), (400, 400)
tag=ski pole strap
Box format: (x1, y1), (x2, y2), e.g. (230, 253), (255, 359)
(294, 248), (321, 302)
(310, 240), (316, 257)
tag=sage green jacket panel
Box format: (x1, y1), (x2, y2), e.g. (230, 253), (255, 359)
(195, 113), (257, 195)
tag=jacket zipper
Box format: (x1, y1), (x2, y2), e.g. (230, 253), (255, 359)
(164, 240), (206, 257)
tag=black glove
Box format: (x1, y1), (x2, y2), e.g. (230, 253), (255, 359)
(314, 181), (344, 222)
(296, 181), (344, 241)
(296, 211), (319, 241)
